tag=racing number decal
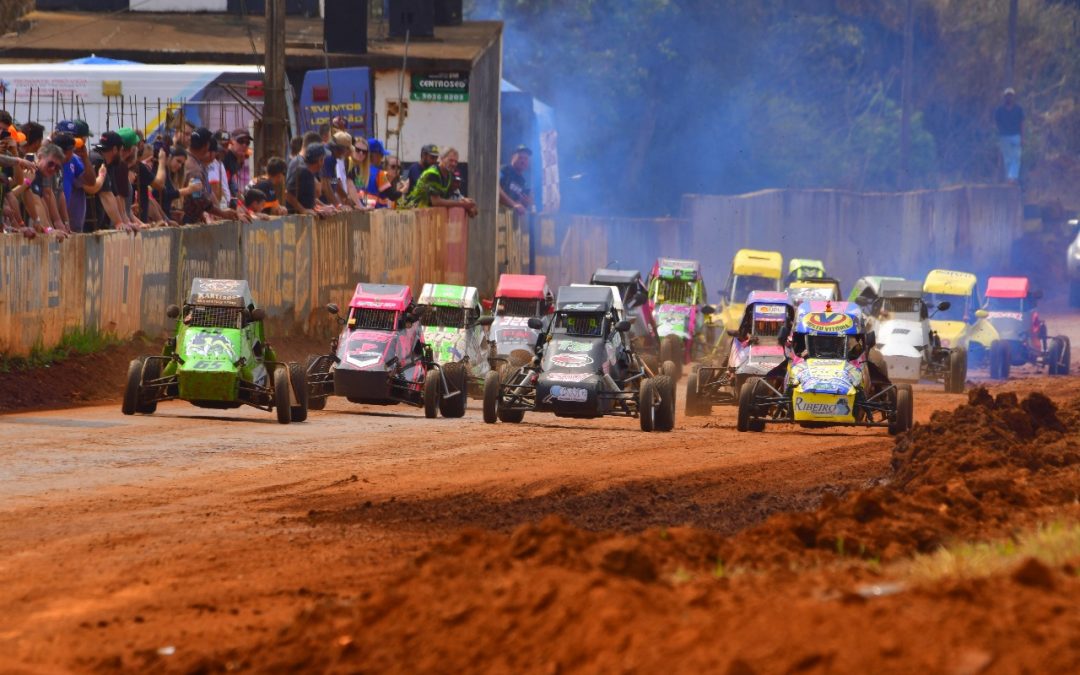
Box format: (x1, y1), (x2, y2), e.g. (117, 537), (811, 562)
(805, 312), (854, 333)
(192, 360), (227, 370)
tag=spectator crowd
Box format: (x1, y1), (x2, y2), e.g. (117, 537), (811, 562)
(0, 112), (536, 239)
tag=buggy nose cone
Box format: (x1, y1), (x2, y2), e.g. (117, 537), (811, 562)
(882, 353), (921, 383)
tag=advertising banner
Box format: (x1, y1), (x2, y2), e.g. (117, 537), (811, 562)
(298, 67), (371, 137)
(410, 72), (469, 103)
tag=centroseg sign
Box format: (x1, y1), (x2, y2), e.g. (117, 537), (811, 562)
(410, 73), (469, 103)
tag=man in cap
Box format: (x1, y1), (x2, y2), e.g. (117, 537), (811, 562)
(286, 142), (329, 216)
(88, 131), (129, 230)
(207, 130), (235, 212)
(114, 127), (148, 229)
(224, 128), (253, 200)
(365, 138), (390, 200)
(405, 143), (438, 194)
(54, 121), (97, 232)
(183, 127), (238, 224)
(499, 144), (533, 215)
(994, 87), (1024, 184)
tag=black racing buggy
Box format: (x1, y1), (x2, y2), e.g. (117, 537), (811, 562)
(482, 285), (677, 431)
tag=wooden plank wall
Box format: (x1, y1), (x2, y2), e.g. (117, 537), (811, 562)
(682, 185), (1022, 295)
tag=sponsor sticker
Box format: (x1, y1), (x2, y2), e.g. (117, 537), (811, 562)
(557, 340), (593, 353)
(551, 353), (594, 368)
(562, 302), (604, 311)
(987, 311), (1023, 321)
(795, 395), (851, 416)
(804, 312), (854, 333)
(549, 385), (588, 402)
(187, 333), (236, 359)
(754, 304), (786, 315)
(546, 372), (591, 383)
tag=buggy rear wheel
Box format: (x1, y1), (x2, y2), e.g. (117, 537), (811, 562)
(121, 357), (145, 416)
(661, 360), (679, 378)
(423, 369), (440, 418)
(288, 362), (309, 422)
(889, 384), (913, 435)
(639, 377), (657, 432)
(305, 354), (330, 410)
(737, 376), (764, 432)
(660, 335), (683, 379)
(482, 370), (500, 424)
(946, 348), (967, 393)
(273, 365), (292, 424)
(653, 375), (676, 432)
(1048, 337), (1070, 375)
(440, 362), (468, 418)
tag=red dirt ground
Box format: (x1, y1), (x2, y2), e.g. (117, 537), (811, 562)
(213, 387), (1080, 674)
(2, 339), (1079, 673)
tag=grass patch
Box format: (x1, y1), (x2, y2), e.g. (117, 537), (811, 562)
(0, 328), (122, 373)
(901, 521), (1080, 584)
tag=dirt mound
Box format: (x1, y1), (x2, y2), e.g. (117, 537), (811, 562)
(728, 389), (1080, 566)
(210, 388), (1080, 673)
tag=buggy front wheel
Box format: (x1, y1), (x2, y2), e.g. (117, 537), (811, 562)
(482, 370), (500, 424)
(273, 365), (292, 424)
(423, 370), (440, 418)
(737, 376), (764, 432)
(639, 377), (657, 432)
(288, 362), (309, 422)
(888, 384), (913, 435)
(440, 362), (468, 418)
(121, 357), (145, 416)
(653, 375), (676, 431)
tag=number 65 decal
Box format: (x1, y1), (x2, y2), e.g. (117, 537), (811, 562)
(192, 360), (227, 370)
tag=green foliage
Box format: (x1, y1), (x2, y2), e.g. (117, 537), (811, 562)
(0, 328), (122, 373)
(903, 520), (1080, 583)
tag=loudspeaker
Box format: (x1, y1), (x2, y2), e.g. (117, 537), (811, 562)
(324, 0), (368, 54)
(434, 0), (462, 26)
(389, 0), (435, 39)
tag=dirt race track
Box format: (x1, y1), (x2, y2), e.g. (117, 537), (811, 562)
(3, 317), (1080, 673)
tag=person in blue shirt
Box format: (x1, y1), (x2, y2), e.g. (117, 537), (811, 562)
(366, 138), (390, 205)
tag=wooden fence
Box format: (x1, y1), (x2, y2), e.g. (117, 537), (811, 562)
(0, 208), (469, 356)
(0, 185), (1023, 356)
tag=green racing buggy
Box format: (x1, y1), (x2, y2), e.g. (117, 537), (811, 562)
(121, 278), (308, 424)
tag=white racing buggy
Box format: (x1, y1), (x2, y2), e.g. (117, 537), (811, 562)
(686, 291), (794, 415)
(485, 273), (554, 373)
(864, 279), (965, 392)
(482, 285), (677, 431)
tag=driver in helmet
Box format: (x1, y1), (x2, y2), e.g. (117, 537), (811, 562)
(566, 314), (602, 336)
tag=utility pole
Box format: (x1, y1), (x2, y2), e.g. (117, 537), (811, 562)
(259, 0), (287, 170)
(900, 0), (914, 190)
(1006, 0), (1018, 87)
